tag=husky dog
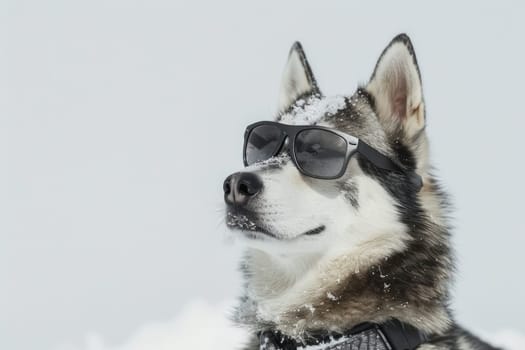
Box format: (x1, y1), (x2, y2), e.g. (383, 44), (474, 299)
(223, 34), (500, 350)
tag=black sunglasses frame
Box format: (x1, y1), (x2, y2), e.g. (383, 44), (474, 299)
(243, 121), (422, 187)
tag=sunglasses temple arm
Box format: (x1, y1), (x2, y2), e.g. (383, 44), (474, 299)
(356, 141), (399, 171)
(356, 141), (423, 191)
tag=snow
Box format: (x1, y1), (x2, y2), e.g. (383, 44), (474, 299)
(326, 292), (338, 301)
(296, 336), (353, 350)
(479, 329), (525, 350)
(227, 212), (257, 231)
(279, 95), (347, 125)
(56, 300), (525, 350)
(55, 300), (249, 350)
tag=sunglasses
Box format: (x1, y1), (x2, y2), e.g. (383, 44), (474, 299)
(243, 121), (422, 187)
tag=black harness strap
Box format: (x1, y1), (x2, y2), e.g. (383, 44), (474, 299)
(379, 319), (428, 350)
(259, 319), (428, 350)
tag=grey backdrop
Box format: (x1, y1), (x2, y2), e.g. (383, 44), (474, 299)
(2, 1), (524, 349)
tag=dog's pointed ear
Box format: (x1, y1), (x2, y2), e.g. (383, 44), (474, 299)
(278, 42), (320, 113)
(366, 34), (425, 139)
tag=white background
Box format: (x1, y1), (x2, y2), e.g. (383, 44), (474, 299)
(2, 1), (524, 349)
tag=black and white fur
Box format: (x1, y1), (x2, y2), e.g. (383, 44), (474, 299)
(224, 34), (501, 350)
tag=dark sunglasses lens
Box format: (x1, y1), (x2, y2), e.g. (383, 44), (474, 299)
(245, 125), (283, 165)
(295, 129), (347, 178)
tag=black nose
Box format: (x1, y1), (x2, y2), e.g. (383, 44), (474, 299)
(223, 172), (263, 206)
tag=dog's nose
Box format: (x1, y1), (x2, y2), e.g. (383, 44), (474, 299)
(223, 172), (263, 206)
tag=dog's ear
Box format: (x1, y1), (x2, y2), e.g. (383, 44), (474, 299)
(366, 34), (425, 140)
(277, 42), (320, 113)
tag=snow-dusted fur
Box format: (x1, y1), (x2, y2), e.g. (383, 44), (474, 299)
(224, 34), (501, 350)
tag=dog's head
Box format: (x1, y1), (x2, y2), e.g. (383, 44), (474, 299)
(224, 34), (435, 259)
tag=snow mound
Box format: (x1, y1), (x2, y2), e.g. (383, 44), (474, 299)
(57, 300), (524, 350)
(56, 300), (249, 350)
(480, 329), (525, 350)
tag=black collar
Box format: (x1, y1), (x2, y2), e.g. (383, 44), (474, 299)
(259, 319), (428, 350)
